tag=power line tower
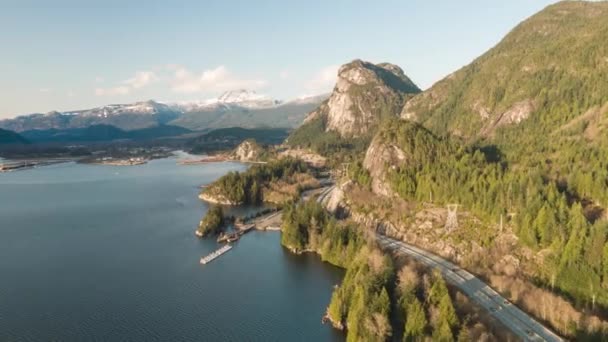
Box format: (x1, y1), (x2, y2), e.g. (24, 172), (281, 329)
(445, 204), (459, 232)
(339, 162), (350, 180)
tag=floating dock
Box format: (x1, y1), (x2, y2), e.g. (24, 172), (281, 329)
(200, 244), (232, 265)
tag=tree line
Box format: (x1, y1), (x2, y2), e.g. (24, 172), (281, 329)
(369, 119), (608, 309)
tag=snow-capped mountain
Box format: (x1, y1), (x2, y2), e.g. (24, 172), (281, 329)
(217, 89), (278, 107)
(171, 89), (281, 112)
(0, 90), (329, 132)
(67, 100), (175, 118)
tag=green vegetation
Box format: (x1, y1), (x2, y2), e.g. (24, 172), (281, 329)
(349, 160), (372, 189)
(380, 119), (608, 308)
(0, 128), (29, 145)
(286, 116), (372, 163)
(332, 249), (393, 342)
(407, 2), (608, 140)
(281, 200), (394, 341)
(190, 127), (289, 154)
(202, 158), (310, 205)
(280, 200), (502, 340)
(397, 267), (466, 342)
(197, 205), (225, 237)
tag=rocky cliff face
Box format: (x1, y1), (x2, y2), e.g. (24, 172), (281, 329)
(305, 59), (420, 137)
(363, 135), (405, 197)
(231, 139), (262, 161)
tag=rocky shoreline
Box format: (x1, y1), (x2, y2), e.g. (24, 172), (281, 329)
(198, 191), (240, 206)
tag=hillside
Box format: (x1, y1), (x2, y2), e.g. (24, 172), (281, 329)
(0, 128), (28, 145)
(287, 60), (420, 156)
(402, 1), (608, 144)
(189, 127), (289, 154)
(352, 2), (608, 338)
(21, 124), (191, 143)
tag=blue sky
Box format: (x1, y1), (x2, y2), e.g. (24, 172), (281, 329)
(0, 0), (558, 118)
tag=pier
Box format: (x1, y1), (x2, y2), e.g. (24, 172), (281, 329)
(200, 244), (232, 265)
(0, 161), (36, 172)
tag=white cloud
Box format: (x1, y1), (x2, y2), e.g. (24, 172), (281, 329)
(95, 76), (104, 83)
(279, 70), (290, 80)
(170, 65), (267, 94)
(95, 71), (158, 96)
(39, 88), (51, 93)
(306, 65), (339, 93)
(123, 71), (158, 89)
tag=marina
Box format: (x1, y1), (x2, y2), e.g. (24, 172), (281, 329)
(199, 244), (233, 265)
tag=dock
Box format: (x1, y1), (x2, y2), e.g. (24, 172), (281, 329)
(200, 244), (232, 265)
(0, 161), (36, 172)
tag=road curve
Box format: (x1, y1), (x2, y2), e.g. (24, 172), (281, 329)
(316, 185), (335, 204)
(376, 234), (564, 342)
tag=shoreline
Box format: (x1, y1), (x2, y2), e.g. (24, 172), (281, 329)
(198, 191), (241, 205)
(83, 158), (147, 166)
(0, 158), (77, 172)
(178, 156), (267, 165)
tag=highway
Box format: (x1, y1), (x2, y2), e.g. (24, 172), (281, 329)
(316, 185), (335, 204)
(376, 235), (564, 342)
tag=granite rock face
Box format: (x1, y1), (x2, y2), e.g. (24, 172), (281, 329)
(305, 59), (420, 137)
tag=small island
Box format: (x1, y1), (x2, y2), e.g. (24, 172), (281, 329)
(196, 205), (225, 237)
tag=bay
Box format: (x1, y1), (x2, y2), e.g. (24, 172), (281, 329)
(0, 157), (344, 341)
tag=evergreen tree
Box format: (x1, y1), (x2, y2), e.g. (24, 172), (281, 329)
(404, 297), (427, 342)
(438, 292), (458, 329)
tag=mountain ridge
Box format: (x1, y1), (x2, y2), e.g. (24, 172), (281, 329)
(0, 92), (328, 133)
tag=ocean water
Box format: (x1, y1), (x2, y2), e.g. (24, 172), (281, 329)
(0, 157), (344, 341)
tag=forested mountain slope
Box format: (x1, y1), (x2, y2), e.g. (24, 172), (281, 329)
(0, 128), (28, 145)
(354, 1), (608, 338)
(402, 1), (608, 143)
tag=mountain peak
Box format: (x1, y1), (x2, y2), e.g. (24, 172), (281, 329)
(217, 89), (268, 104)
(336, 59), (420, 94)
(298, 59), (421, 138)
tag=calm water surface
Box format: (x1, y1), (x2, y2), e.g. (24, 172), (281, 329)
(0, 157), (344, 341)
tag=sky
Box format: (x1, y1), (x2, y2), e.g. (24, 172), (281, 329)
(0, 0), (560, 118)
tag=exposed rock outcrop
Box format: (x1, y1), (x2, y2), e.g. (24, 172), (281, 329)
(363, 136), (405, 197)
(198, 191), (240, 205)
(304, 59), (420, 137)
(231, 139), (262, 161)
